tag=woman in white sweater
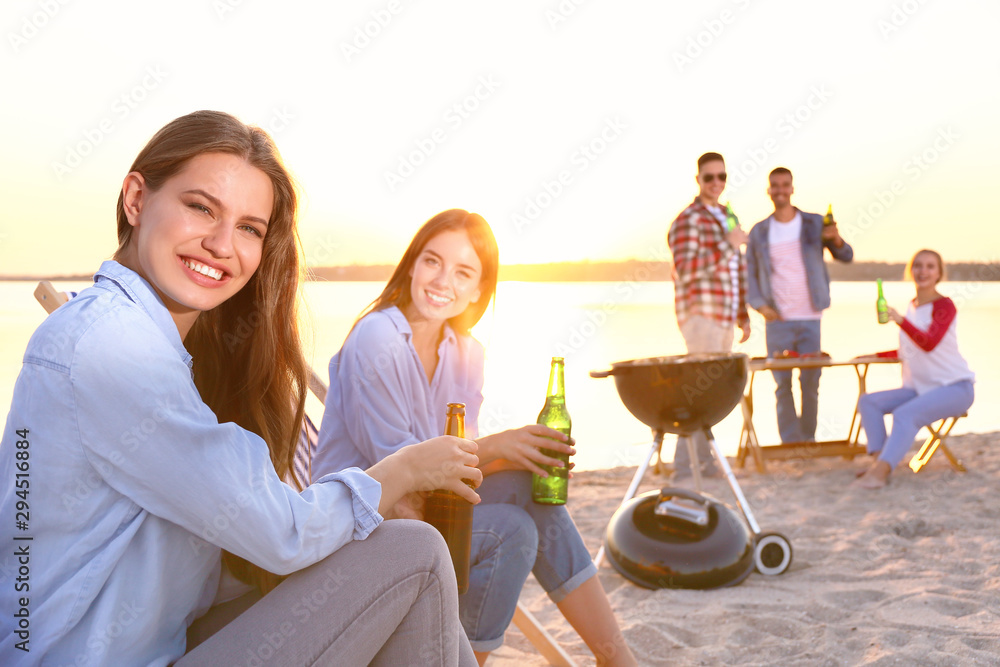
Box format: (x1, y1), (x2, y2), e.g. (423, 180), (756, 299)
(855, 249), (975, 489)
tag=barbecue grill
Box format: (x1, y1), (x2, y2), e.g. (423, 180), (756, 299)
(591, 353), (793, 587)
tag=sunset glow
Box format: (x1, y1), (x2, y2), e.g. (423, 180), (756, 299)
(2, 1), (998, 277)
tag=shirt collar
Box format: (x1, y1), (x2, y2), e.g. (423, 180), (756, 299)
(93, 260), (193, 368)
(384, 305), (458, 346)
(691, 198), (722, 214)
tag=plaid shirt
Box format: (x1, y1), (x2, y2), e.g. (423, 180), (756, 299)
(667, 198), (749, 327)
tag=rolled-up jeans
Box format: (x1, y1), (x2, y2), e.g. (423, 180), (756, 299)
(859, 380), (974, 468)
(461, 502), (536, 652)
(463, 471), (598, 652)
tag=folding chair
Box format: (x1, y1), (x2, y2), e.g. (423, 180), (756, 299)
(34, 281), (576, 667)
(908, 414), (968, 473)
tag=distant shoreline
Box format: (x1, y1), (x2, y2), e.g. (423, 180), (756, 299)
(4, 261), (999, 283)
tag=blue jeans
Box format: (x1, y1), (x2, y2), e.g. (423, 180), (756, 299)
(858, 381), (974, 468)
(765, 319), (822, 443)
(461, 471), (597, 652)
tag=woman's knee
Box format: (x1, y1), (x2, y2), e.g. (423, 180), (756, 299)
(370, 519), (452, 572)
(889, 402), (926, 430)
(474, 505), (538, 565)
(502, 506), (539, 559)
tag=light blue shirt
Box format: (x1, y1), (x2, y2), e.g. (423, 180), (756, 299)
(312, 307), (484, 479)
(0, 261), (382, 666)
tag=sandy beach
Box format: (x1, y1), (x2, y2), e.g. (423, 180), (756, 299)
(489, 432), (1000, 666)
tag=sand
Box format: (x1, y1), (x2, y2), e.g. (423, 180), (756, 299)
(488, 432), (1000, 666)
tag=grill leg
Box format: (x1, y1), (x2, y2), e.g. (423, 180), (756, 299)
(593, 430), (664, 568)
(703, 426), (761, 535)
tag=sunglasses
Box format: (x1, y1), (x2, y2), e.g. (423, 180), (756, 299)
(701, 172), (727, 183)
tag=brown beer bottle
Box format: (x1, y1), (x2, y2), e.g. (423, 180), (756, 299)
(423, 403), (474, 594)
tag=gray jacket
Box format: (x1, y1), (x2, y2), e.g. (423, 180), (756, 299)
(745, 210), (854, 313)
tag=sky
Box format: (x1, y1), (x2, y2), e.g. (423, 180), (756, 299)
(1, 0), (998, 277)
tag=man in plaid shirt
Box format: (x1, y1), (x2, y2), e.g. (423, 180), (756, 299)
(666, 152), (751, 479)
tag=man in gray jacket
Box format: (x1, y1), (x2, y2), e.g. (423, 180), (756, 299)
(746, 167), (853, 443)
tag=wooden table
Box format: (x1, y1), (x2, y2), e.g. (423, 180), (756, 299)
(735, 355), (900, 472)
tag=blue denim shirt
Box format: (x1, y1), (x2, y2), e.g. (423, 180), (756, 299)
(0, 261), (382, 666)
(745, 210), (854, 313)
(312, 307), (484, 479)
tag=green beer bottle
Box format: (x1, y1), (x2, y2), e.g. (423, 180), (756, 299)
(823, 204), (835, 226)
(724, 201), (739, 232)
(876, 278), (890, 324)
(532, 357), (571, 505)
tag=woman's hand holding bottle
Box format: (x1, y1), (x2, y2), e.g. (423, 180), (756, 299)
(367, 436), (481, 515)
(476, 426), (576, 477)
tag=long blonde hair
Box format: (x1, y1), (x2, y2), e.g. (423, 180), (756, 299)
(114, 110), (307, 593)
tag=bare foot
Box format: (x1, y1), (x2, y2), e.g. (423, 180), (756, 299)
(854, 462), (875, 477)
(853, 461), (891, 489)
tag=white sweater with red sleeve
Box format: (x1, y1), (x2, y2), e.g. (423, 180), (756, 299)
(898, 297), (975, 394)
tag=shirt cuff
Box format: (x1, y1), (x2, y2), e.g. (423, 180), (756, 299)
(314, 467), (384, 539)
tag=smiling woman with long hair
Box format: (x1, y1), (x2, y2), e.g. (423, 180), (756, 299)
(0, 111), (480, 666)
(314, 209), (636, 666)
